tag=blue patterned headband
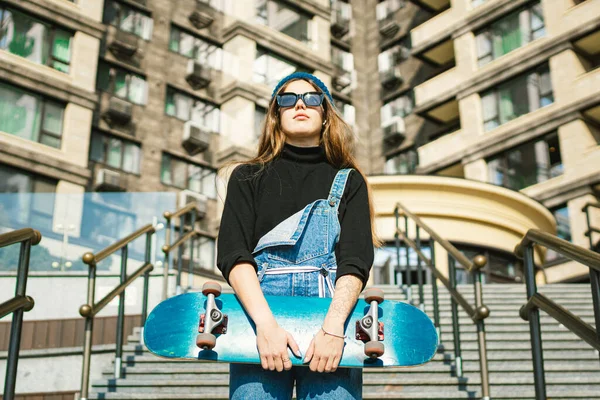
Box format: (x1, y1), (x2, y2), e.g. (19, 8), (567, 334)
(270, 72), (334, 105)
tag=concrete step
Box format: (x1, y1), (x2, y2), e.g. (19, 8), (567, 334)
(91, 376), (600, 393)
(100, 367), (600, 383)
(102, 359), (600, 380)
(88, 388), (600, 400)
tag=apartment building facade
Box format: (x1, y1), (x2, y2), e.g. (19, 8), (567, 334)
(0, 0), (598, 286)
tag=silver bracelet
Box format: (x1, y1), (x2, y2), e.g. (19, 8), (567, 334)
(321, 326), (346, 339)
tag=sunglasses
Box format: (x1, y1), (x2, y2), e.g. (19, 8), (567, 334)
(276, 91), (325, 108)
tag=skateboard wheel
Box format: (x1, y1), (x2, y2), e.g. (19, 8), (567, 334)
(363, 288), (384, 304)
(196, 333), (217, 350)
(365, 341), (385, 359)
(202, 281), (222, 297)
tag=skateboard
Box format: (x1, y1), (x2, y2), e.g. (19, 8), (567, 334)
(143, 282), (439, 368)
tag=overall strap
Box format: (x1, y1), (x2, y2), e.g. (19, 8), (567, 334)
(327, 168), (354, 209)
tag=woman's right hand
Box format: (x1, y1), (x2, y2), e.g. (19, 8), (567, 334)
(256, 319), (301, 372)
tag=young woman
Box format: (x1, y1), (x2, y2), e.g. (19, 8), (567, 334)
(216, 72), (380, 400)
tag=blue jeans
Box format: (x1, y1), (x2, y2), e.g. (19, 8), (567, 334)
(230, 363), (363, 400)
(230, 169), (362, 399)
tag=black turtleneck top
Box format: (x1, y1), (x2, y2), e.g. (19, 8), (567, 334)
(216, 143), (374, 288)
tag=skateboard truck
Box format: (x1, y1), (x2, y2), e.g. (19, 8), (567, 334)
(356, 288), (385, 359)
(197, 282), (228, 350)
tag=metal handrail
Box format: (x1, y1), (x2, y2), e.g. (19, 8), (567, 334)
(394, 202), (491, 400)
(515, 229), (600, 271)
(1, 228), (41, 400)
(161, 202), (210, 299)
(78, 224), (159, 400)
(515, 229), (600, 400)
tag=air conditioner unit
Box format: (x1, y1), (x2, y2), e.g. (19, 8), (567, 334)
(185, 59), (212, 90)
(178, 190), (208, 219)
(330, 7), (350, 38)
(332, 68), (352, 91)
(379, 15), (399, 37)
(95, 168), (125, 192)
(182, 120), (211, 155)
(394, 46), (411, 63)
(189, 2), (215, 30)
(382, 117), (406, 145)
(108, 30), (138, 58)
(104, 96), (133, 125)
(380, 67), (403, 90)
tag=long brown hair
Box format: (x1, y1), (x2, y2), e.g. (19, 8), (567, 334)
(224, 78), (381, 247)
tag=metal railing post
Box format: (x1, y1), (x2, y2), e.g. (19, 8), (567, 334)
(415, 225), (424, 310)
(79, 253), (97, 400)
(114, 245), (128, 379)
(430, 242), (441, 342)
(583, 205), (600, 362)
(162, 217), (172, 300)
(176, 214), (185, 295)
(188, 210), (197, 292)
(394, 208), (402, 287)
(404, 216), (412, 303)
(3, 240), (33, 400)
(522, 243), (546, 400)
(448, 255), (463, 377)
(472, 255), (491, 400)
(141, 233), (152, 327)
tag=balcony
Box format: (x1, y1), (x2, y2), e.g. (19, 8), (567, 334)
(182, 121), (211, 155)
(414, 66), (460, 106)
(417, 128), (463, 168)
(382, 117), (406, 146)
(103, 96), (133, 125)
(108, 30), (139, 58)
(185, 59), (213, 90)
(94, 168), (126, 192)
(410, 7), (457, 51)
(407, 0), (450, 14)
(379, 66), (403, 90)
(189, 0), (217, 29)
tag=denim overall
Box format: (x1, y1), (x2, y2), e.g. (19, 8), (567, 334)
(229, 168), (363, 400)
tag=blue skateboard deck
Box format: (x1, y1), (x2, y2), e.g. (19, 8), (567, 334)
(144, 287), (439, 368)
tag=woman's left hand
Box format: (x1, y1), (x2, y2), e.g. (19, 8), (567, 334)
(303, 324), (345, 373)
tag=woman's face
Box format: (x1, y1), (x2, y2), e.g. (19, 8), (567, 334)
(278, 79), (325, 147)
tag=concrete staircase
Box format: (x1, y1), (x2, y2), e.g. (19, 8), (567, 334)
(90, 284), (600, 399)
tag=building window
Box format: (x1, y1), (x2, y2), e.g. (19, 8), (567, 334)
(385, 148), (418, 175)
(165, 87), (220, 132)
(97, 61), (148, 105)
(89, 132), (141, 174)
(253, 47), (305, 87)
(168, 25), (222, 69)
(333, 98), (356, 126)
(256, 0), (311, 44)
(0, 81), (64, 149)
(376, 0), (404, 23)
(373, 241), (431, 286)
(0, 7), (73, 73)
(454, 244), (523, 284)
(254, 105), (267, 139)
(481, 64), (552, 131)
(160, 153), (216, 198)
(0, 164), (56, 231)
(487, 132), (563, 190)
(545, 204), (571, 263)
(103, 0), (153, 40)
(476, 2), (545, 67)
(381, 91), (414, 126)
